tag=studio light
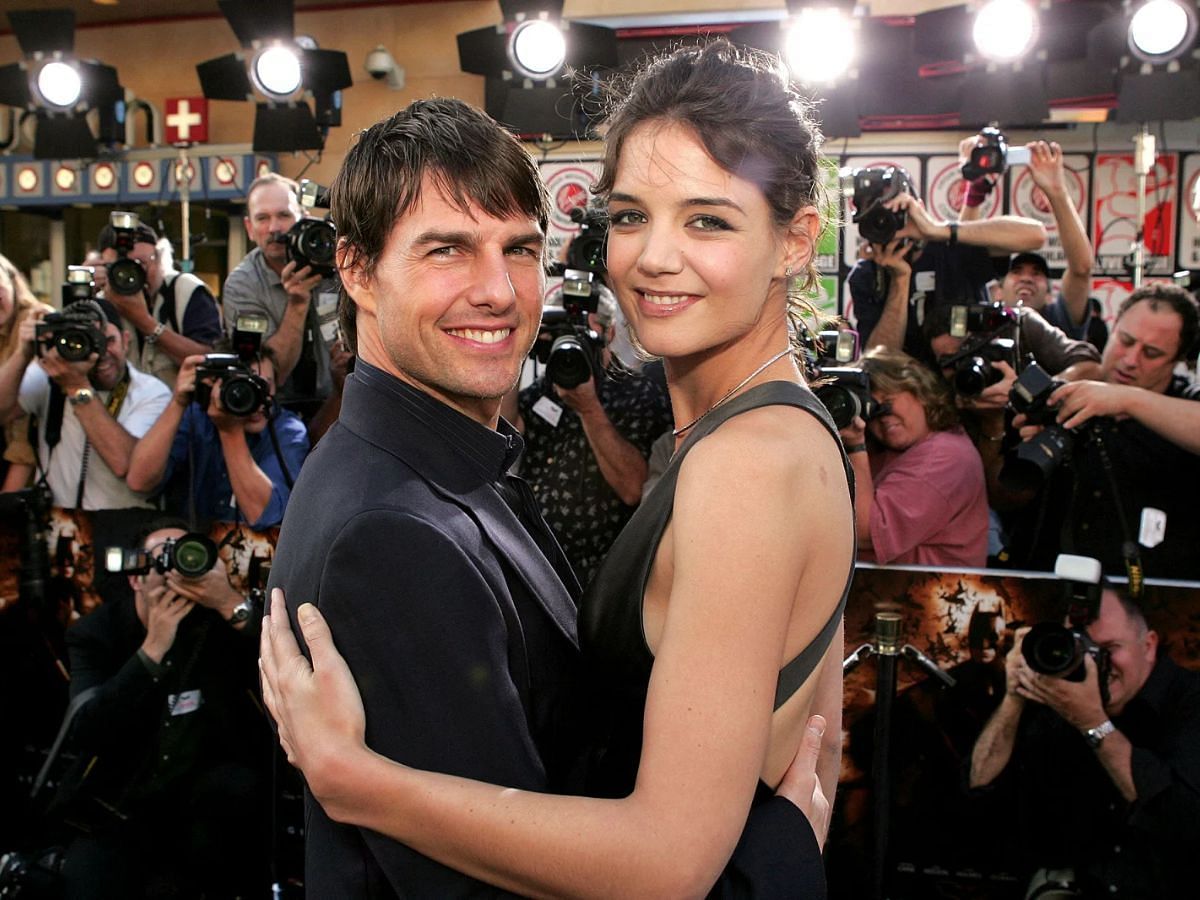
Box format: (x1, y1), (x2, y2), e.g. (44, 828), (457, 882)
(1128, 0), (1198, 62)
(972, 0), (1040, 62)
(36, 61), (82, 108)
(197, 0), (352, 153)
(0, 8), (124, 159)
(508, 19), (567, 80)
(786, 8), (857, 85)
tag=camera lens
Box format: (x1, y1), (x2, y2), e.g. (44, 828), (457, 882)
(221, 375), (265, 417)
(547, 334), (592, 389)
(297, 221), (337, 269)
(56, 327), (95, 362)
(999, 425), (1075, 492)
(1022, 622), (1090, 681)
(172, 534), (217, 578)
(106, 258), (145, 296)
(814, 385), (863, 430)
(954, 357), (1002, 397)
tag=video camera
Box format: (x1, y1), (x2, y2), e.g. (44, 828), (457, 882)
(999, 361), (1085, 491)
(193, 315), (271, 417)
(280, 179), (337, 278)
(104, 211), (150, 296)
(1020, 554), (1112, 702)
(841, 165), (914, 245)
(534, 208), (610, 389)
(34, 300), (107, 363)
(936, 303), (1020, 397)
(961, 126), (1032, 182)
(104, 532), (219, 579)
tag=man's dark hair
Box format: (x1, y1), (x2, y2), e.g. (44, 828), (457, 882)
(1116, 282), (1200, 362)
(132, 516), (193, 552)
(329, 98), (550, 354)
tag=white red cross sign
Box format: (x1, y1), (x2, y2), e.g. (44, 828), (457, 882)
(165, 97), (209, 145)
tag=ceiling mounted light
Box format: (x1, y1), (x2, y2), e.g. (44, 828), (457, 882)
(786, 8), (857, 85)
(973, 0), (1040, 62)
(508, 19), (567, 80)
(197, 0), (352, 152)
(1128, 0), (1198, 62)
(0, 8), (124, 159)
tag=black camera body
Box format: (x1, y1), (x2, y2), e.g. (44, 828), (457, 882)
(532, 307), (605, 389)
(105, 532), (219, 579)
(951, 337), (1017, 397)
(1000, 362), (1081, 491)
(35, 302), (107, 363)
(281, 179), (336, 278)
(843, 166), (913, 245)
(61, 266), (96, 307)
(104, 211), (148, 297)
(564, 206), (608, 276)
(814, 367), (877, 430)
(194, 353), (270, 417)
(1021, 555), (1112, 697)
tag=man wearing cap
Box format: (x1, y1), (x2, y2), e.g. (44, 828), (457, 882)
(0, 297), (172, 510)
(97, 220), (224, 389)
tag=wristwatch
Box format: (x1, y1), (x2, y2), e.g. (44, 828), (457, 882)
(145, 321), (166, 344)
(1084, 719), (1116, 749)
(228, 597), (255, 625)
(68, 387), (94, 406)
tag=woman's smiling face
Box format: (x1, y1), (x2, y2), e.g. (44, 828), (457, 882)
(604, 119), (804, 362)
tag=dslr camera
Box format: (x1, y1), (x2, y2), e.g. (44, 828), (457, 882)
(61, 265), (96, 307)
(280, 179), (337, 278)
(961, 126), (1032, 181)
(35, 300), (107, 363)
(193, 315), (271, 417)
(1000, 361), (1082, 491)
(1021, 554), (1112, 699)
(535, 208), (609, 389)
(799, 328), (879, 430)
(936, 303), (1020, 397)
(105, 532), (219, 579)
(104, 210), (150, 296)
(841, 165), (914, 245)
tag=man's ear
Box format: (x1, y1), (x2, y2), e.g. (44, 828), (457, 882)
(128, 573), (141, 594)
(243, 215), (255, 243)
(336, 240), (375, 317)
(1145, 629), (1159, 661)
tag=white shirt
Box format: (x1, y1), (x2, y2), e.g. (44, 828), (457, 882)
(19, 361), (171, 510)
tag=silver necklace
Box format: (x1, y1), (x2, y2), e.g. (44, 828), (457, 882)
(672, 347), (792, 438)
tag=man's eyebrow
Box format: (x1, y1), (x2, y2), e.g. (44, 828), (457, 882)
(507, 231), (545, 247)
(412, 230), (476, 247)
(606, 191), (744, 213)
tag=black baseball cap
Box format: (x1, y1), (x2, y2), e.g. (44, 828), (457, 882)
(1008, 251), (1050, 278)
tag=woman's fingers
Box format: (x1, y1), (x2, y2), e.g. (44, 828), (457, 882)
(776, 715), (831, 850)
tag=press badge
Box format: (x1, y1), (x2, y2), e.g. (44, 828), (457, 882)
(532, 396), (563, 427)
(914, 271), (936, 293)
(169, 690), (202, 716)
(317, 292), (339, 343)
(1138, 508), (1167, 548)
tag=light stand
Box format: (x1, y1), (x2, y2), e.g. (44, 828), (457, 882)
(844, 611), (956, 900)
(1130, 128), (1156, 288)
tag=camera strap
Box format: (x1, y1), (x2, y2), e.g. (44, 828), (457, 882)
(1090, 427), (1144, 598)
(266, 412), (295, 490)
(73, 371), (131, 509)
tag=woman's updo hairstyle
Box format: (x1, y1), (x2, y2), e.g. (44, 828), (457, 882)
(593, 40), (828, 294)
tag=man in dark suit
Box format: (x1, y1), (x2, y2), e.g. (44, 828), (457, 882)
(270, 98), (825, 897)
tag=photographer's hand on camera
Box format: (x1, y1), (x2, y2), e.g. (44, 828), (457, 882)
(961, 359), (1018, 412)
(140, 582), (194, 664)
(38, 342), (98, 395)
(106, 285), (157, 338)
(165, 556), (250, 629)
(1047, 380), (1129, 431)
(1012, 647), (1109, 733)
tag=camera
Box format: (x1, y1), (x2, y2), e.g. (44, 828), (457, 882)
(60, 266), (96, 307)
(194, 354), (271, 417)
(229, 313), (268, 362)
(938, 335), (1017, 397)
(104, 210), (148, 296)
(34, 301), (107, 363)
(104, 532), (219, 579)
(961, 126), (1032, 181)
(841, 165), (914, 245)
(280, 180), (337, 278)
(948, 301), (1016, 339)
(999, 362), (1082, 491)
(813, 367), (878, 430)
(1021, 555), (1111, 696)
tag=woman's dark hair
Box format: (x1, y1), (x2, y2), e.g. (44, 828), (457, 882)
(860, 345), (959, 433)
(592, 40), (830, 354)
(329, 97), (550, 353)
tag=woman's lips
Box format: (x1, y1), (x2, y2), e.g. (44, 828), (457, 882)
(636, 291), (699, 316)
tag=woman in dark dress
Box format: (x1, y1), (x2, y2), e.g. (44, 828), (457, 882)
(261, 41), (853, 896)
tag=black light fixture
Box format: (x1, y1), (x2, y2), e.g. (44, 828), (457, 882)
(196, 0), (352, 153)
(1114, 0), (1200, 122)
(0, 8), (124, 159)
(457, 0), (617, 138)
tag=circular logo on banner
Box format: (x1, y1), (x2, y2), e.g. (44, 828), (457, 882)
(928, 159), (1000, 222)
(544, 165), (596, 233)
(92, 163), (116, 190)
(54, 166), (76, 191)
(1012, 164), (1085, 226)
(214, 158), (238, 186)
(132, 162), (156, 188)
(16, 167), (38, 193)
(173, 161), (196, 186)
(255, 160), (272, 179)
(1186, 168), (1200, 225)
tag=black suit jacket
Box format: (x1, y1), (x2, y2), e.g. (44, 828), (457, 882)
(271, 364), (581, 897)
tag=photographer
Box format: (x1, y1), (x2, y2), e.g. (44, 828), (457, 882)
(968, 587), (1200, 898)
(1007, 283), (1200, 579)
(57, 519), (270, 898)
(222, 173), (340, 419)
(97, 217), (224, 388)
(127, 347), (308, 529)
(847, 166), (1045, 367)
(838, 346), (989, 568)
(0, 298), (171, 510)
(507, 284), (672, 587)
